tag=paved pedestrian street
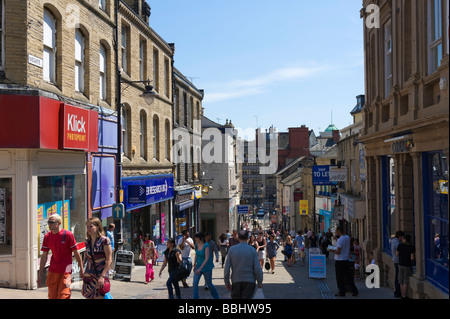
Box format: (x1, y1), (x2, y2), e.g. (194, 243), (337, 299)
(0, 251), (394, 300)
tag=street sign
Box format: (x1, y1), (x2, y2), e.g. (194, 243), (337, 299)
(237, 205), (250, 215)
(112, 203), (124, 219)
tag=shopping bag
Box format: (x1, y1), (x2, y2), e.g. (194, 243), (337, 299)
(253, 288), (265, 299)
(104, 292), (113, 299)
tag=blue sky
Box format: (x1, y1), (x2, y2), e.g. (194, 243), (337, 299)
(148, 0), (365, 136)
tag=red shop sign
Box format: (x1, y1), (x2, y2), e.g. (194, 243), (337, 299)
(63, 104), (90, 150)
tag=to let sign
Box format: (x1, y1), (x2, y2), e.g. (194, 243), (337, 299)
(63, 104), (90, 150)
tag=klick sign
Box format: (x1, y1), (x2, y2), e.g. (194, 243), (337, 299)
(63, 104), (90, 150)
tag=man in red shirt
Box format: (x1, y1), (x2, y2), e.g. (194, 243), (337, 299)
(38, 214), (84, 299)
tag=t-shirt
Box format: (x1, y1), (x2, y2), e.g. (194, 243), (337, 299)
(334, 234), (350, 261)
(164, 248), (182, 273)
(397, 242), (415, 267)
(41, 230), (78, 273)
(178, 237), (193, 258)
(195, 242), (214, 273)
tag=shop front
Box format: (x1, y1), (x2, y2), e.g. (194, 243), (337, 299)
(122, 175), (174, 262)
(174, 187), (195, 236)
(0, 93), (98, 289)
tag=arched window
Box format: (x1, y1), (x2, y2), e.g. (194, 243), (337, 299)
(153, 115), (159, 160)
(99, 44), (107, 100)
(75, 29), (85, 93)
(165, 119), (170, 160)
(122, 105), (130, 158)
(140, 110), (147, 159)
(43, 9), (56, 83)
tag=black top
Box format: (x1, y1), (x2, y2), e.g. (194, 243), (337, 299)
(397, 242), (415, 267)
(164, 248), (181, 273)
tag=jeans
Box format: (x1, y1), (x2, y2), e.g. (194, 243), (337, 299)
(193, 270), (219, 299)
(394, 263), (401, 296)
(182, 257), (193, 277)
(166, 270), (181, 299)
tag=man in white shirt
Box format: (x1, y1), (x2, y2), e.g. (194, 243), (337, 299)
(178, 230), (195, 288)
(333, 226), (358, 297)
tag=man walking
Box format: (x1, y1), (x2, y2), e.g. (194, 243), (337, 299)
(224, 230), (263, 299)
(396, 234), (415, 299)
(38, 214), (84, 299)
(390, 230), (405, 298)
(178, 230), (195, 288)
(333, 226), (358, 297)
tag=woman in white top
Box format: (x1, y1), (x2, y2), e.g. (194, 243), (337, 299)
(218, 233), (229, 268)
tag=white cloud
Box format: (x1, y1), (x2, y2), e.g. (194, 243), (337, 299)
(204, 65), (328, 103)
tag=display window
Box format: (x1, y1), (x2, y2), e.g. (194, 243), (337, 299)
(424, 151), (449, 293)
(0, 178), (12, 255)
(382, 156), (397, 254)
(37, 175), (86, 256)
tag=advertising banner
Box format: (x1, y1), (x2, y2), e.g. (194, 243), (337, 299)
(299, 200), (308, 215)
(309, 253), (326, 279)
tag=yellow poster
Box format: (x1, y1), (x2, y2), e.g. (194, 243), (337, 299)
(300, 200), (308, 215)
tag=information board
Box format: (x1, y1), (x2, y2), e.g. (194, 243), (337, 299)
(156, 244), (167, 264)
(309, 254), (326, 279)
(113, 250), (134, 281)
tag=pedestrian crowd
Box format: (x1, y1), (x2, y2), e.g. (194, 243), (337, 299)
(37, 212), (413, 300)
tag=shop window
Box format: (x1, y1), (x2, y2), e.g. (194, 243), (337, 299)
(0, 178), (12, 255)
(424, 152), (449, 293)
(382, 156), (396, 254)
(37, 175), (86, 256)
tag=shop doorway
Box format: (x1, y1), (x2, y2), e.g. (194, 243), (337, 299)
(201, 215), (216, 242)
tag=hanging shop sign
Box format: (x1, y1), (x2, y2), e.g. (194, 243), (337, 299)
(237, 205), (250, 215)
(313, 165), (347, 185)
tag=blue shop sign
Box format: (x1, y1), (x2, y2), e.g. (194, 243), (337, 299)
(123, 174), (174, 211)
(312, 165), (338, 186)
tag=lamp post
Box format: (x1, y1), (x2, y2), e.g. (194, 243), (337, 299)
(114, 0), (157, 241)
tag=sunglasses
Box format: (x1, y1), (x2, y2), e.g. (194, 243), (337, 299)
(48, 221), (59, 224)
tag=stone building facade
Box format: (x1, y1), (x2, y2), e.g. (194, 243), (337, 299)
(361, 0), (449, 298)
(0, 0), (177, 287)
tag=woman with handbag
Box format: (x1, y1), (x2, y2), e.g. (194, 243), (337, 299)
(159, 238), (183, 299)
(81, 217), (112, 299)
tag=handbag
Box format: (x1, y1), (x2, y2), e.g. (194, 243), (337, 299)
(174, 264), (189, 281)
